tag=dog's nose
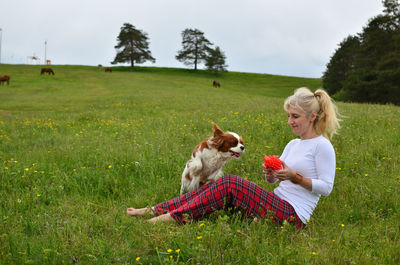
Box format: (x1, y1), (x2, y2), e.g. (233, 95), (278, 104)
(240, 146), (245, 151)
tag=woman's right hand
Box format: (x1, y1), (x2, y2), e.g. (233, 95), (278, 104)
(262, 164), (277, 183)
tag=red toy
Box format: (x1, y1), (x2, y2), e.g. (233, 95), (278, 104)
(263, 155), (282, 170)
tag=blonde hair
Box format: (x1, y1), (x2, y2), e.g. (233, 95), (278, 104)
(284, 87), (341, 139)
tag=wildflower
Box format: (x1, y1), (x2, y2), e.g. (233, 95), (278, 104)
(197, 236), (202, 240)
(167, 249), (172, 253)
(312, 251), (316, 255)
(175, 249), (180, 253)
(199, 223), (204, 227)
(341, 224), (345, 227)
(170, 256), (173, 259)
(21, 175), (25, 178)
(108, 165), (112, 169)
(5, 167), (8, 170)
(332, 240), (336, 242)
(25, 168), (29, 171)
(37, 194), (41, 197)
(364, 174), (368, 177)
(136, 257), (140, 261)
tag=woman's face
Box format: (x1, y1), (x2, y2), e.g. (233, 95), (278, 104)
(287, 106), (316, 139)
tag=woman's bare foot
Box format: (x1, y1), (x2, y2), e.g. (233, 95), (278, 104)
(126, 207), (154, 216)
(146, 213), (175, 223)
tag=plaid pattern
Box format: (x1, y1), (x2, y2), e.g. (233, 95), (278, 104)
(153, 174), (304, 228)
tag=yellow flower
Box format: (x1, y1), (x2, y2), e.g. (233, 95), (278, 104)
(312, 251), (317, 255)
(167, 249), (172, 253)
(175, 249), (180, 253)
(25, 168), (29, 171)
(341, 224), (345, 227)
(5, 167), (8, 170)
(108, 165), (112, 169)
(37, 194), (41, 197)
(364, 174), (368, 177)
(199, 223), (204, 227)
(332, 239), (336, 242)
(135, 257), (140, 261)
(170, 255), (173, 259)
(197, 236), (202, 240)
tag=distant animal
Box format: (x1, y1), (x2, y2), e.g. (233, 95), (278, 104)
(41, 68), (55, 75)
(46, 60), (51, 65)
(180, 122), (245, 194)
(0, 75), (10, 85)
(105, 67), (112, 73)
(213, 80), (221, 87)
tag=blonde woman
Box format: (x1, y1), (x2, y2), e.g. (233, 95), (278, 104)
(127, 87), (341, 228)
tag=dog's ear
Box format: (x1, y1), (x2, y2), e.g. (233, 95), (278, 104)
(212, 122), (224, 137)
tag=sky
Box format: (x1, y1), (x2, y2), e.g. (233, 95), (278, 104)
(0, 0), (384, 78)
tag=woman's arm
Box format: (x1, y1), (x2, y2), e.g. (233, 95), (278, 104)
(274, 162), (312, 191)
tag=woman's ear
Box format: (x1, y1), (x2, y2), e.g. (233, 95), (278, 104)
(310, 111), (318, 123)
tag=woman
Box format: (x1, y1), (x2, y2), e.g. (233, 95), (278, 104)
(127, 87), (341, 228)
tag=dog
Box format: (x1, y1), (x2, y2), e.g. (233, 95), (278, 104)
(180, 122), (245, 194)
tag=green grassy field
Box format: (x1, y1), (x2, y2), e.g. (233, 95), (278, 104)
(0, 64), (399, 264)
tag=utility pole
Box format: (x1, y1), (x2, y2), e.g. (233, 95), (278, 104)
(44, 40), (47, 65)
(0, 28), (2, 64)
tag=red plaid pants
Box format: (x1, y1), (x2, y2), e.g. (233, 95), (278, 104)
(153, 174), (304, 228)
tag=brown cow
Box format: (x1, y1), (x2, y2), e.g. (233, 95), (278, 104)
(105, 67), (112, 73)
(0, 75), (10, 85)
(213, 80), (220, 87)
(41, 68), (55, 75)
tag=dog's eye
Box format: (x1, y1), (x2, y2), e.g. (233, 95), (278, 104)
(231, 140), (238, 147)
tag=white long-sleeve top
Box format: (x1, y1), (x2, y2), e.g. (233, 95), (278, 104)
(271, 135), (336, 224)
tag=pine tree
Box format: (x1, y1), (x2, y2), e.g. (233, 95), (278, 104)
(205, 46), (228, 74)
(111, 23), (155, 71)
(176, 29), (212, 70)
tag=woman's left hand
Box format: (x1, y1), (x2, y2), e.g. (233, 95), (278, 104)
(275, 161), (296, 181)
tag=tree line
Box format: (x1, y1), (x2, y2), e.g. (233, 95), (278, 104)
(323, 0), (400, 105)
(111, 23), (227, 74)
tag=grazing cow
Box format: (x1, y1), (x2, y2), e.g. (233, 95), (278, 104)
(0, 75), (10, 85)
(105, 67), (112, 73)
(41, 68), (55, 75)
(213, 80), (221, 87)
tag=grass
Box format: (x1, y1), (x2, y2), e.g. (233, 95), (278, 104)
(0, 64), (399, 264)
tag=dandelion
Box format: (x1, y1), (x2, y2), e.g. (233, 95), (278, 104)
(135, 257), (140, 261)
(199, 223), (204, 227)
(364, 174), (368, 177)
(175, 249), (180, 253)
(25, 168), (29, 171)
(37, 194), (41, 197)
(332, 239), (336, 242)
(167, 249), (172, 253)
(4, 167), (8, 170)
(197, 236), (202, 240)
(312, 251), (317, 255)
(341, 224), (345, 227)
(108, 165), (112, 169)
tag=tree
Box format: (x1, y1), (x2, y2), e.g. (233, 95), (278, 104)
(205, 46), (228, 74)
(176, 28), (212, 70)
(111, 23), (155, 71)
(323, 0), (400, 105)
(322, 35), (360, 95)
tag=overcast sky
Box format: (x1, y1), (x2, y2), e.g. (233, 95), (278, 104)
(0, 0), (384, 78)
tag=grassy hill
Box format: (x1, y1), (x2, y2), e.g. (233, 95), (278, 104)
(0, 64), (399, 264)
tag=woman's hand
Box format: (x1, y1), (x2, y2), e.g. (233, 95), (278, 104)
(262, 164), (277, 183)
(274, 161), (297, 181)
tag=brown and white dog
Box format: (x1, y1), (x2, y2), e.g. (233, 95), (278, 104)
(180, 123), (245, 194)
